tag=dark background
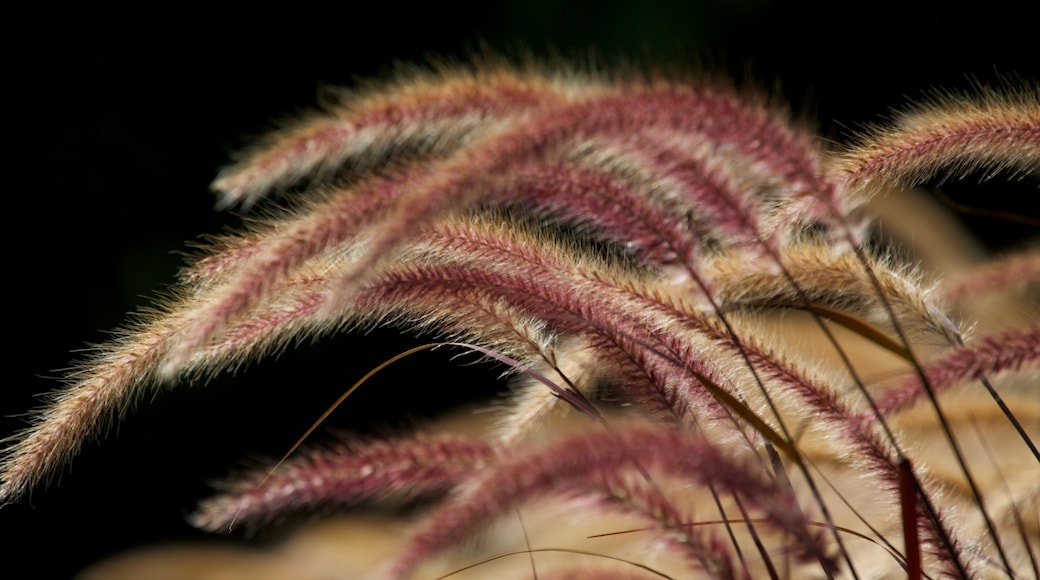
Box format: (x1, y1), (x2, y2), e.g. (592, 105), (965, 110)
(7, 2), (1038, 578)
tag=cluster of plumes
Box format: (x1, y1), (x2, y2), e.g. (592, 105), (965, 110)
(6, 57), (1040, 579)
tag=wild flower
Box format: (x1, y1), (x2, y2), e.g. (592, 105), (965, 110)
(4, 56), (1038, 578)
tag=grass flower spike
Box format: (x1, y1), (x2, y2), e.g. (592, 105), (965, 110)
(5, 57), (1038, 579)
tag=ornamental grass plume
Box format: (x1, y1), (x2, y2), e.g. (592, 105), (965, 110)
(5, 55), (1039, 579)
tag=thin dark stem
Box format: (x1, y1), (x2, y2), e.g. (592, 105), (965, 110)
(898, 458), (922, 580)
(732, 492), (779, 580)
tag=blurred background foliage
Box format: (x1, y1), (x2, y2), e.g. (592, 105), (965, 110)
(9, 2), (1037, 577)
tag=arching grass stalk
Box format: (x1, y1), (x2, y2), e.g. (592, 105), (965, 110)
(5, 56), (1038, 579)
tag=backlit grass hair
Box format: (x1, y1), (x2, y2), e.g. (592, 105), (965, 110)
(4, 56), (1038, 578)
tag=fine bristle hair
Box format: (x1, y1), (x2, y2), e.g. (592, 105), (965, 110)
(7, 55), (1039, 579)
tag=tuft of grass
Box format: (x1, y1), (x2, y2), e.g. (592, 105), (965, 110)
(6, 56), (1039, 578)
